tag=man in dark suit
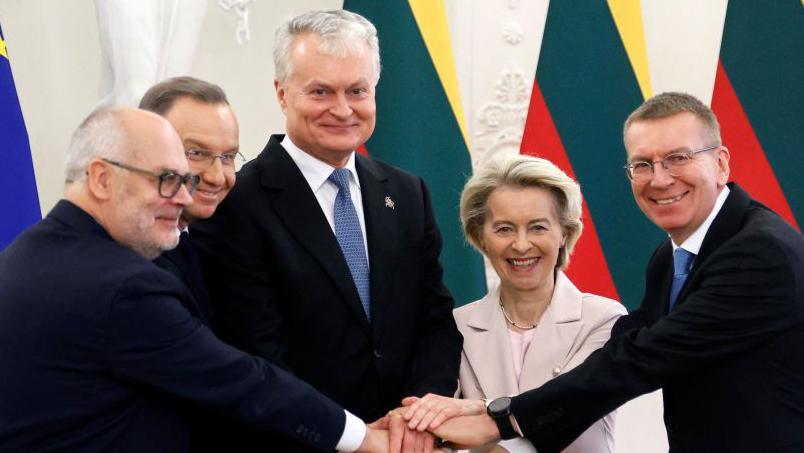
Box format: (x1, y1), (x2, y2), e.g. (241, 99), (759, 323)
(0, 107), (389, 452)
(140, 76), (242, 325)
(403, 92), (804, 452)
(191, 10), (462, 451)
(139, 77), (242, 452)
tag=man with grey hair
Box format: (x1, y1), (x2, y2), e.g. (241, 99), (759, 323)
(0, 107), (391, 452)
(192, 9), (462, 452)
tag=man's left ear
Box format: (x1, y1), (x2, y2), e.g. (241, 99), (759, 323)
(86, 159), (114, 201)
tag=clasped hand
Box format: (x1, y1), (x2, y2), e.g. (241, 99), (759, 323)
(358, 394), (499, 452)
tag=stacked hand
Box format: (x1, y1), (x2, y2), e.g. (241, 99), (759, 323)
(402, 394), (501, 450)
(358, 408), (439, 453)
(357, 395), (503, 452)
(402, 394), (486, 432)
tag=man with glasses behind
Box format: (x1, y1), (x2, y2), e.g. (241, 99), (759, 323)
(139, 76), (242, 326)
(403, 92), (804, 452)
(0, 107), (389, 452)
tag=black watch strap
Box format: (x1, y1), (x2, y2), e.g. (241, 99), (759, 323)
(487, 397), (518, 440)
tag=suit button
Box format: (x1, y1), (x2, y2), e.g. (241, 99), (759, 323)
(373, 349), (382, 359)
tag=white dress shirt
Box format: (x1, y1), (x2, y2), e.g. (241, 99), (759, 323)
(280, 135), (368, 452)
(671, 185), (731, 256)
(282, 136), (370, 262)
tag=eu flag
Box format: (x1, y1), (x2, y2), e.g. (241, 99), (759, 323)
(1, 22), (40, 250)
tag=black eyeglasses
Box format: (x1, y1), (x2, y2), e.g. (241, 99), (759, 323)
(185, 149), (245, 169)
(624, 145), (720, 182)
(102, 158), (200, 198)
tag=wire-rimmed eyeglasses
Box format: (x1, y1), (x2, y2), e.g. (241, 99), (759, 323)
(624, 145), (720, 182)
(185, 149), (245, 169)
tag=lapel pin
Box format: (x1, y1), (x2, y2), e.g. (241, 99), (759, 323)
(384, 196), (395, 210)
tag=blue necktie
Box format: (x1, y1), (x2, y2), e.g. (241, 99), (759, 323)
(669, 248), (695, 312)
(328, 168), (371, 320)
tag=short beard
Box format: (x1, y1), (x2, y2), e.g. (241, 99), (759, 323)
(136, 227), (180, 259)
(121, 212), (181, 260)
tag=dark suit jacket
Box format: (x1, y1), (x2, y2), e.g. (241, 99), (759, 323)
(509, 183), (804, 452)
(155, 232), (213, 325)
(191, 135), (462, 424)
(0, 200), (346, 452)
(154, 233), (221, 453)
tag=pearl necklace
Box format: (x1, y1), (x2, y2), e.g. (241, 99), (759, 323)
(499, 299), (537, 330)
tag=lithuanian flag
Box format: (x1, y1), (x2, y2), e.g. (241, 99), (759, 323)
(712, 0), (802, 229)
(522, 0), (658, 308)
(0, 22), (40, 250)
(343, 1), (486, 306)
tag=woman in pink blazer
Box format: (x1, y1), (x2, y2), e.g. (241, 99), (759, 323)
(406, 154), (626, 452)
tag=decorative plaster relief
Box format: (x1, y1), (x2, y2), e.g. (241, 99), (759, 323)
(502, 22), (524, 45)
(472, 67), (531, 170)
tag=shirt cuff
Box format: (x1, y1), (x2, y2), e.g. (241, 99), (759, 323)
(335, 410), (366, 452)
(498, 437), (537, 452)
(510, 413), (524, 436)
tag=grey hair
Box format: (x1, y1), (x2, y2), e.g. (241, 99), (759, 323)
(460, 154), (584, 271)
(64, 108), (127, 184)
(624, 91), (722, 146)
(273, 10), (381, 85)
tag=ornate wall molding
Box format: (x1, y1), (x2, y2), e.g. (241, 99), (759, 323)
(472, 67), (531, 170)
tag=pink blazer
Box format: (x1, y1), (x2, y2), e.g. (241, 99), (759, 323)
(454, 271), (627, 453)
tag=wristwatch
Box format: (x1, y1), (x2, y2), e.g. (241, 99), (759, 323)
(486, 396), (519, 440)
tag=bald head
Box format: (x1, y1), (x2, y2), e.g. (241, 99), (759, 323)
(65, 107), (186, 184)
(65, 107), (193, 259)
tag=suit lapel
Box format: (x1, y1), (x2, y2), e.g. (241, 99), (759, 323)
(519, 272), (583, 392)
(461, 288), (520, 398)
(355, 155), (398, 341)
(676, 183), (750, 307)
(260, 137), (371, 334)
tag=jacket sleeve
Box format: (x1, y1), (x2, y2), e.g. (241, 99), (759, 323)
(511, 231), (800, 453)
(105, 268), (345, 451)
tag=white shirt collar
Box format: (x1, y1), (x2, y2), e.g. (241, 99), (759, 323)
(672, 185), (730, 254)
(281, 135), (360, 191)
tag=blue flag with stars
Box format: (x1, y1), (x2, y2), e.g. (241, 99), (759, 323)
(1, 21), (40, 250)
